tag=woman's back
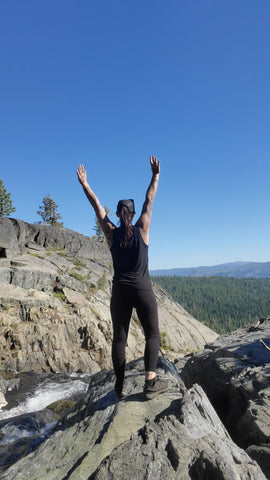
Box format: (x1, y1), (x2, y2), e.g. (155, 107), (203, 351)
(110, 226), (151, 288)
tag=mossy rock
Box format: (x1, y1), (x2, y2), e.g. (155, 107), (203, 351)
(48, 399), (77, 416)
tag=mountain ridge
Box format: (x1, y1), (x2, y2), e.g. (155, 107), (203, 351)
(151, 260), (270, 278)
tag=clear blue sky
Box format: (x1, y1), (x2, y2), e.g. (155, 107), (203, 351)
(1, 1), (270, 269)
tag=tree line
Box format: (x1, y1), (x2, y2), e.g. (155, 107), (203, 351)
(0, 177), (107, 237)
(0, 178), (63, 226)
(152, 275), (270, 334)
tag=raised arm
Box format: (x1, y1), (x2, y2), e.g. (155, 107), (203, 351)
(77, 164), (116, 247)
(135, 156), (160, 245)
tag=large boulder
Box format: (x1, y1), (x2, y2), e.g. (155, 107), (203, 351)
(179, 317), (270, 478)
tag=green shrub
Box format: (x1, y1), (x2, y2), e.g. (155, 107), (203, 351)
(97, 275), (106, 289)
(73, 259), (86, 268)
(30, 252), (45, 260)
(54, 291), (66, 301)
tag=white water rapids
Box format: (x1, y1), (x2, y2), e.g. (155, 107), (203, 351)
(0, 372), (92, 457)
(0, 373), (91, 421)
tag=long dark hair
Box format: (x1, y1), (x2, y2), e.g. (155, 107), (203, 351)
(118, 205), (134, 247)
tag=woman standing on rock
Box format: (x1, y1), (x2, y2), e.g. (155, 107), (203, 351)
(77, 156), (168, 400)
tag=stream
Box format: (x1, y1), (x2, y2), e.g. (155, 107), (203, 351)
(0, 371), (92, 469)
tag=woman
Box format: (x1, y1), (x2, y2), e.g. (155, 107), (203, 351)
(77, 156), (168, 400)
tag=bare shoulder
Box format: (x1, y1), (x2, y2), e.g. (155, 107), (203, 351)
(138, 226), (149, 246)
(100, 217), (116, 249)
(105, 229), (114, 249)
(135, 214), (150, 234)
(101, 216), (116, 232)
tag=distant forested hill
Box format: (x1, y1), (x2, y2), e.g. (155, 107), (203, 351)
(150, 261), (270, 278)
(152, 276), (270, 334)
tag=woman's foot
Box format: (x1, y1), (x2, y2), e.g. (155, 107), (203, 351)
(143, 377), (169, 400)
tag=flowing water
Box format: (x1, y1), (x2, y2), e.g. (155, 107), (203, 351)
(0, 371), (91, 421)
(0, 371), (92, 463)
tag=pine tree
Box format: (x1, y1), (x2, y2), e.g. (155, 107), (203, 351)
(93, 206), (110, 241)
(0, 179), (16, 217)
(37, 194), (63, 226)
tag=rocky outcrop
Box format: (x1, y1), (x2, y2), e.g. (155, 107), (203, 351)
(0, 218), (218, 376)
(0, 218), (268, 479)
(0, 356), (266, 479)
(0, 217), (109, 261)
(179, 317), (270, 478)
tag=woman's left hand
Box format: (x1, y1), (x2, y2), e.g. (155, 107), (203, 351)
(77, 164), (87, 186)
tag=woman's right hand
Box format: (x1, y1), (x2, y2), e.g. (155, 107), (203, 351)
(150, 156), (160, 175)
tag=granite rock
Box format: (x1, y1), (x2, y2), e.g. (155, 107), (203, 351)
(0, 218), (218, 377)
(179, 317), (270, 478)
(1, 356), (265, 480)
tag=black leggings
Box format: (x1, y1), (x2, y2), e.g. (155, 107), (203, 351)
(110, 284), (160, 381)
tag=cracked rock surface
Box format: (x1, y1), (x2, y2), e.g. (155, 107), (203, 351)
(1, 356), (266, 480)
(179, 317), (270, 478)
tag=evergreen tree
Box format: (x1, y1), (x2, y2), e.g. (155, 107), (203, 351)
(37, 194), (63, 226)
(0, 178), (16, 217)
(93, 206), (110, 241)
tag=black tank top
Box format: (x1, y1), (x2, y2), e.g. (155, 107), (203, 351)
(110, 226), (152, 288)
